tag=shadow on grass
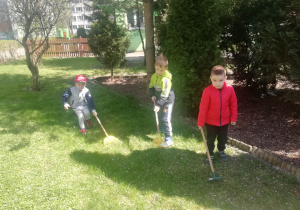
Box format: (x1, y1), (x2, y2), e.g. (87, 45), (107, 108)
(70, 148), (216, 206)
(9, 141), (30, 151)
(42, 57), (145, 73)
(0, 72), (201, 148)
(69, 148), (300, 209)
(42, 57), (99, 71)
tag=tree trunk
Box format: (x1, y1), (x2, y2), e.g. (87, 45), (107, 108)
(111, 66), (114, 81)
(24, 44), (40, 90)
(31, 67), (40, 91)
(143, 0), (155, 85)
(136, 0), (146, 66)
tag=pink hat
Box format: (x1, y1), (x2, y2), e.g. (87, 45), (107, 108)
(74, 75), (87, 83)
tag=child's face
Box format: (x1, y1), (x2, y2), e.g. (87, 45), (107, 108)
(75, 82), (86, 90)
(155, 65), (167, 76)
(210, 74), (227, 89)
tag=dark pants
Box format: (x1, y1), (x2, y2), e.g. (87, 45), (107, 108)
(206, 124), (229, 156)
(158, 102), (174, 138)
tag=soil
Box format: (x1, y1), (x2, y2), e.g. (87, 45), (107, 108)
(93, 75), (300, 168)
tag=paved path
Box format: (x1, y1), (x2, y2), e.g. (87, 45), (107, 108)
(126, 51), (144, 60)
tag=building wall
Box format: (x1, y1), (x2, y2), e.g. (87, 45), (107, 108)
(0, 0), (14, 40)
(70, 0), (93, 35)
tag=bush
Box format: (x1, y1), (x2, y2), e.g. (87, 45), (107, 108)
(0, 40), (23, 64)
(88, 16), (130, 78)
(156, 0), (223, 116)
(76, 27), (88, 38)
(220, 0), (300, 87)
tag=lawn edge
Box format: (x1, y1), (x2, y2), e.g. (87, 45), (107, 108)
(179, 116), (300, 183)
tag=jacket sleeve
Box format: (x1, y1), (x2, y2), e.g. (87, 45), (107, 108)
(197, 88), (210, 127)
(85, 91), (96, 112)
(230, 88), (238, 122)
(62, 88), (72, 106)
(156, 77), (171, 106)
(149, 74), (156, 98)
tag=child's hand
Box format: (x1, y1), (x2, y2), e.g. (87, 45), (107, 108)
(93, 112), (97, 116)
(154, 106), (160, 112)
(64, 104), (70, 110)
(151, 96), (156, 102)
(231, 121), (236, 125)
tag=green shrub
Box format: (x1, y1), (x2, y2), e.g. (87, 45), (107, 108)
(156, 0), (223, 116)
(220, 0), (300, 86)
(0, 40), (22, 51)
(76, 27), (88, 38)
(88, 15), (130, 78)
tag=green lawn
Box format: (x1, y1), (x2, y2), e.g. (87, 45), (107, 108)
(0, 57), (299, 209)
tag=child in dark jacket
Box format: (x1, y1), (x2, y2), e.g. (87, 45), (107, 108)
(198, 65), (237, 166)
(62, 75), (97, 134)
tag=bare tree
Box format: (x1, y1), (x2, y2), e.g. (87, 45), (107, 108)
(143, 0), (155, 84)
(4, 0), (68, 90)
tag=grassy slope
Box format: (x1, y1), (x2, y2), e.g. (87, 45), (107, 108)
(0, 58), (299, 209)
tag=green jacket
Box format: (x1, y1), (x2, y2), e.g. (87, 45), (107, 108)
(149, 70), (175, 106)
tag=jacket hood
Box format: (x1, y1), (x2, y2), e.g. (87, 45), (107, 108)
(157, 69), (172, 80)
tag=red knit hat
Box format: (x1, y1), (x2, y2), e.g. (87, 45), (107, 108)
(74, 75), (87, 83)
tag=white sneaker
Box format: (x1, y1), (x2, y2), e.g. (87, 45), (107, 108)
(160, 139), (174, 148)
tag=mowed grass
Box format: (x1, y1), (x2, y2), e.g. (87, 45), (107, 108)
(0, 57), (299, 209)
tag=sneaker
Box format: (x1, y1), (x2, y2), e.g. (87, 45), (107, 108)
(206, 156), (214, 166)
(160, 137), (174, 148)
(80, 129), (86, 134)
(219, 151), (228, 162)
(86, 119), (92, 126)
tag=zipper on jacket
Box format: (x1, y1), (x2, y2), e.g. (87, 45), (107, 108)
(219, 89), (222, 126)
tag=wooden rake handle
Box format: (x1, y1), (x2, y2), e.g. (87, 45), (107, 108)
(199, 127), (215, 173)
(153, 101), (160, 133)
(95, 116), (109, 137)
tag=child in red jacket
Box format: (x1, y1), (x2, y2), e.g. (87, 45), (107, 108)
(198, 65), (237, 166)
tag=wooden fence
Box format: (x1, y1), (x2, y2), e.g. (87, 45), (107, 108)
(27, 37), (94, 58)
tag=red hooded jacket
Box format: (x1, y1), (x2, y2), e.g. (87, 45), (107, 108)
(197, 82), (238, 127)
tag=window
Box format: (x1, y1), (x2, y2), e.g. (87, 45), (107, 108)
(77, 16), (84, 21)
(84, 6), (92, 12)
(127, 8), (144, 29)
(72, 25), (77, 29)
(76, 7), (83, 12)
(71, 7), (75, 12)
(72, 16), (76, 21)
(78, 25), (84, 28)
(85, 25), (91, 29)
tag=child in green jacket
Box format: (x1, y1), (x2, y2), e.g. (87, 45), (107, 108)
(149, 54), (175, 147)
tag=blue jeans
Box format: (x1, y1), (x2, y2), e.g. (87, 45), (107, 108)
(158, 102), (174, 138)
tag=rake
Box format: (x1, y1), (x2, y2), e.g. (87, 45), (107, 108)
(95, 115), (120, 145)
(153, 101), (164, 145)
(199, 127), (222, 181)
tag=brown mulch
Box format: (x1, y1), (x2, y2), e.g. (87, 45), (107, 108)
(93, 76), (300, 168)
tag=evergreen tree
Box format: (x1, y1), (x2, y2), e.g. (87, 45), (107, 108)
(77, 27), (88, 38)
(156, 0), (223, 116)
(88, 15), (130, 79)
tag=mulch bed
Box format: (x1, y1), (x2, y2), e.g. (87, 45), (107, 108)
(93, 76), (300, 168)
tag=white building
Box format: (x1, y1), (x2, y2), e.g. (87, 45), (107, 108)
(0, 0), (15, 40)
(70, 0), (93, 35)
